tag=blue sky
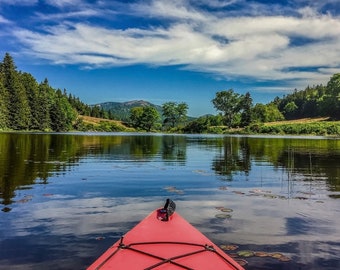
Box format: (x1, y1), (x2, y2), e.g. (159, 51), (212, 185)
(0, 0), (339, 116)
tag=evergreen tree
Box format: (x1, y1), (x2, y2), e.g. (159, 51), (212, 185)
(1, 53), (31, 130)
(240, 92), (253, 127)
(37, 79), (53, 131)
(0, 80), (9, 129)
(19, 72), (40, 130)
(50, 89), (76, 131)
(325, 73), (340, 119)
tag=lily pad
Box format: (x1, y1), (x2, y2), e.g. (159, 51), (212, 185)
(163, 186), (184, 194)
(215, 213), (232, 219)
(237, 250), (254, 257)
(270, 253), (284, 259)
(278, 255), (291, 262)
(233, 191), (245, 195)
(254, 251), (270, 257)
(220, 207), (233, 213)
(294, 196), (308, 200)
(234, 259), (248, 266)
(263, 194), (277, 199)
(220, 244), (239, 251)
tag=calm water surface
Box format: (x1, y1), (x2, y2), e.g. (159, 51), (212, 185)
(0, 133), (339, 269)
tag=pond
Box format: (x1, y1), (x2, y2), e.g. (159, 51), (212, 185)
(0, 132), (339, 269)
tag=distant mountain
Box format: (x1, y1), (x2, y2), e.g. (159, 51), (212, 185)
(93, 100), (163, 121)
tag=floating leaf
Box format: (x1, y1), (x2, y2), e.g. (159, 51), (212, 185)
(215, 213), (232, 219)
(254, 251), (270, 257)
(278, 255), (291, 262)
(299, 191), (315, 195)
(220, 244), (239, 251)
(294, 196), (308, 200)
(17, 195), (33, 204)
(233, 191), (245, 195)
(163, 186), (184, 194)
(220, 208), (233, 213)
(192, 169), (210, 175)
(234, 259), (248, 266)
(228, 253), (238, 258)
(237, 250), (254, 257)
(250, 189), (272, 194)
(263, 194), (277, 199)
(270, 253), (284, 259)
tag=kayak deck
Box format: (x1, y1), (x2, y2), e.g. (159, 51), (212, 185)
(88, 207), (244, 269)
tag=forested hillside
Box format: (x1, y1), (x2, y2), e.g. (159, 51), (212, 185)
(276, 75), (340, 120)
(93, 100), (163, 121)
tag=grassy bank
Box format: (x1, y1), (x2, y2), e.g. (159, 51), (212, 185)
(245, 118), (340, 136)
(77, 115), (135, 132)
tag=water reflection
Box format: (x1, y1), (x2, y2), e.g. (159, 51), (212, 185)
(1, 133), (340, 211)
(0, 133), (340, 269)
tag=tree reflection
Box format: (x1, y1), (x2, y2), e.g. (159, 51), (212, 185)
(1, 134), (339, 212)
(212, 137), (251, 180)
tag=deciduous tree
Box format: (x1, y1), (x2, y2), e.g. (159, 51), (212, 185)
(212, 89), (242, 128)
(162, 102), (188, 128)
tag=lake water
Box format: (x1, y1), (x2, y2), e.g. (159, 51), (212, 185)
(0, 132), (339, 270)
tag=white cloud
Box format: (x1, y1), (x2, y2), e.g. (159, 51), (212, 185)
(7, 0), (340, 89)
(44, 0), (82, 8)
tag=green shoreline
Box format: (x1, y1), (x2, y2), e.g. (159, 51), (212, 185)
(1, 120), (340, 137)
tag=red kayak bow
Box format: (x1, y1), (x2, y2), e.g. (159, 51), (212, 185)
(88, 199), (245, 270)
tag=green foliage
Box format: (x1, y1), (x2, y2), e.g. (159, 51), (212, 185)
(50, 90), (77, 131)
(183, 115), (223, 133)
(19, 72), (40, 130)
(129, 106), (160, 131)
(0, 53), (79, 132)
(252, 103), (284, 123)
(0, 81), (9, 129)
(275, 75), (340, 120)
(240, 92), (253, 126)
(212, 89), (242, 128)
(247, 122), (340, 136)
(162, 102), (188, 129)
(1, 53), (31, 130)
(283, 101), (298, 119)
(96, 101), (163, 122)
(324, 73), (340, 119)
(68, 94), (92, 116)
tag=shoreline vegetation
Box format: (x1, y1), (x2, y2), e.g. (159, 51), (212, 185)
(2, 116), (339, 137)
(83, 116), (340, 136)
(1, 53), (340, 136)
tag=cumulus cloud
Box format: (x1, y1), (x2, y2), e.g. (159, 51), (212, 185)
(4, 0), (340, 89)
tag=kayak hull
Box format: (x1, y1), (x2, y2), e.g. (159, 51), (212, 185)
(88, 209), (244, 269)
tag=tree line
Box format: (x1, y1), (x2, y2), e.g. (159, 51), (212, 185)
(0, 53), (110, 131)
(1, 52), (339, 133)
